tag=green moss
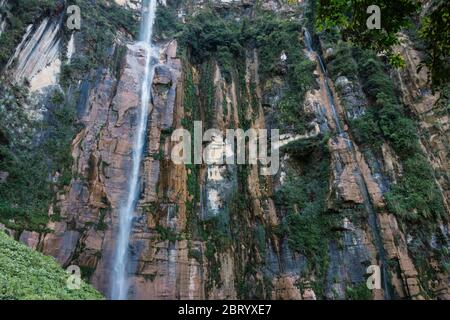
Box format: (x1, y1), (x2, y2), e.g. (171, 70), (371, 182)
(0, 231), (103, 300)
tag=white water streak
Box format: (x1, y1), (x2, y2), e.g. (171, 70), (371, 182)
(111, 0), (157, 300)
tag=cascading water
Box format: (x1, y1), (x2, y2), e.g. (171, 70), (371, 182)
(304, 29), (343, 134)
(111, 0), (157, 300)
(303, 29), (392, 299)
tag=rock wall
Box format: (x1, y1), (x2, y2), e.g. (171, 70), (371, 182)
(2, 0), (448, 300)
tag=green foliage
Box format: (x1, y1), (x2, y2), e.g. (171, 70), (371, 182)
(61, 0), (138, 86)
(154, 4), (183, 40)
(419, 0), (450, 89)
(96, 208), (108, 231)
(385, 155), (446, 223)
(155, 225), (179, 242)
(179, 10), (244, 82)
(346, 283), (372, 300)
(316, 0), (450, 89)
(352, 50), (419, 155)
(188, 248), (202, 263)
(247, 13), (303, 79)
(248, 13), (318, 133)
(350, 109), (382, 148)
(178, 9), (317, 133)
(327, 42), (358, 81)
(201, 215), (232, 292)
(316, 0), (418, 61)
(0, 231), (103, 300)
(0, 0), (137, 231)
(346, 50), (446, 225)
(317, 0), (419, 47)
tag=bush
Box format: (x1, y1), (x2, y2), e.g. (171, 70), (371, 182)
(386, 155), (446, 223)
(327, 42), (358, 81)
(61, 0), (138, 85)
(154, 4), (183, 39)
(0, 231), (103, 300)
(178, 10), (317, 133)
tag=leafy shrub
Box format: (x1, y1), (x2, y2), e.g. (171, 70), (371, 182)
(0, 231), (103, 300)
(178, 10), (244, 81)
(154, 4), (183, 39)
(61, 0), (138, 85)
(327, 42), (358, 81)
(385, 155), (446, 223)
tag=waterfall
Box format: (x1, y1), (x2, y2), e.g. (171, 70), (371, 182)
(303, 29), (392, 299)
(111, 0), (157, 300)
(303, 29), (343, 134)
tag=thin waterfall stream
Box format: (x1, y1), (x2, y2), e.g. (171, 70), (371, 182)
(304, 29), (392, 299)
(111, 0), (158, 300)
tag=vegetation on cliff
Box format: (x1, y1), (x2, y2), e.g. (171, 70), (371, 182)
(0, 1), (138, 232)
(0, 85), (78, 232)
(275, 139), (333, 296)
(323, 26), (449, 298)
(317, 0), (450, 90)
(178, 9), (317, 133)
(0, 0), (57, 68)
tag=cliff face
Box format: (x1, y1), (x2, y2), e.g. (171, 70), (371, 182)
(0, 0), (448, 300)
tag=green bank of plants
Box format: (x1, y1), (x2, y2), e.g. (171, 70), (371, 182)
(322, 24), (449, 296)
(346, 283), (372, 300)
(0, 231), (103, 300)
